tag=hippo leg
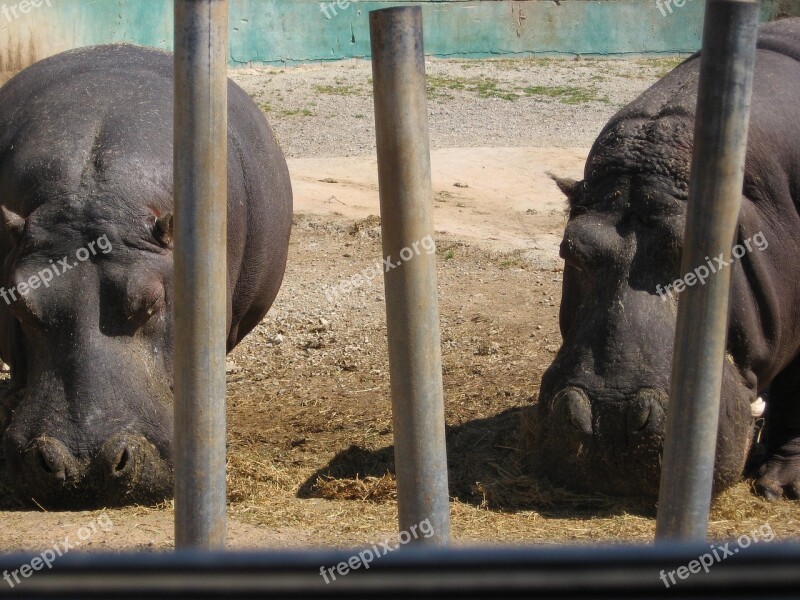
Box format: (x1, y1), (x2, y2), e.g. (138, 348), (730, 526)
(755, 358), (800, 500)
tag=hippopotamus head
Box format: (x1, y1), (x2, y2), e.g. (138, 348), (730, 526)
(533, 174), (761, 498)
(1, 199), (175, 508)
(0, 44), (292, 510)
(532, 86), (767, 498)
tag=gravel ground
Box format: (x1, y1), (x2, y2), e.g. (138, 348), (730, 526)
(230, 56), (686, 158)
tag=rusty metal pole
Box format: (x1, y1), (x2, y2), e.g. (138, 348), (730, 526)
(173, 0), (229, 549)
(370, 6), (450, 545)
(656, 0), (759, 541)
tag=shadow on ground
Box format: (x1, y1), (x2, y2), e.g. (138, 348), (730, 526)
(298, 406), (656, 518)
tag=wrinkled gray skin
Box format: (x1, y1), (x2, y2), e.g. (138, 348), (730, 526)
(0, 45), (292, 508)
(535, 19), (800, 500)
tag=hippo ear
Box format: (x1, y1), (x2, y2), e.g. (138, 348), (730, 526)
(152, 213), (173, 248)
(1, 207), (25, 245)
(546, 172), (581, 200)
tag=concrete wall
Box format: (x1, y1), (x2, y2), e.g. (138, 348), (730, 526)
(1, 0), (798, 71)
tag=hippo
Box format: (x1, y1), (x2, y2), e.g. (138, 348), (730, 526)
(0, 44), (292, 508)
(531, 18), (800, 500)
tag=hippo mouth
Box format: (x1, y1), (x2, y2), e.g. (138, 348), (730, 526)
(532, 386), (668, 498)
(530, 362), (756, 499)
(2, 386), (174, 509)
(3, 431), (173, 509)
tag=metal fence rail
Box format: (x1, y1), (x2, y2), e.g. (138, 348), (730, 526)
(173, 0), (229, 550)
(0, 543), (798, 599)
(656, 0), (760, 541)
(370, 5), (451, 545)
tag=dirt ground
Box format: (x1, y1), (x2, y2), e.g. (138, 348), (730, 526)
(0, 56), (798, 553)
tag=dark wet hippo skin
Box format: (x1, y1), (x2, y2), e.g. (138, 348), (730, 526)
(534, 18), (800, 500)
(0, 44), (292, 508)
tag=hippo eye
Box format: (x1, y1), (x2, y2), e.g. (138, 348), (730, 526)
(633, 211), (656, 227)
(149, 213), (173, 249)
(126, 283), (165, 326)
(569, 205), (588, 219)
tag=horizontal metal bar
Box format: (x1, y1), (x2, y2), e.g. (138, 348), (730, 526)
(0, 543), (798, 598)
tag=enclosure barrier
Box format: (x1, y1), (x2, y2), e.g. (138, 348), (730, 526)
(1, 543), (799, 598)
(656, 0), (760, 541)
(173, 0), (229, 549)
(370, 6), (451, 544)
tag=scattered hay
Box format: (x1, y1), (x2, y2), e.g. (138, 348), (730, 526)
(222, 224), (797, 546)
(312, 474), (396, 503)
(1, 224), (798, 549)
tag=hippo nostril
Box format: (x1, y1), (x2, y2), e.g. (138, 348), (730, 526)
(98, 435), (140, 479)
(36, 450), (58, 473)
(628, 388), (667, 435)
(114, 447), (130, 474)
(27, 438), (73, 483)
(628, 399), (653, 433)
(37, 449), (54, 474)
(568, 408), (592, 436)
(628, 403), (653, 433)
(553, 388), (593, 437)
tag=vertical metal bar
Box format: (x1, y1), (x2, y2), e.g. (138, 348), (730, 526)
(173, 0), (229, 549)
(656, 0), (759, 541)
(370, 6), (450, 545)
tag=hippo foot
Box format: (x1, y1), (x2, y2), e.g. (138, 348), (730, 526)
(754, 437), (800, 500)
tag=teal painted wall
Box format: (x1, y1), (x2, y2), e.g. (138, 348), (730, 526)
(1, 0), (798, 71)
